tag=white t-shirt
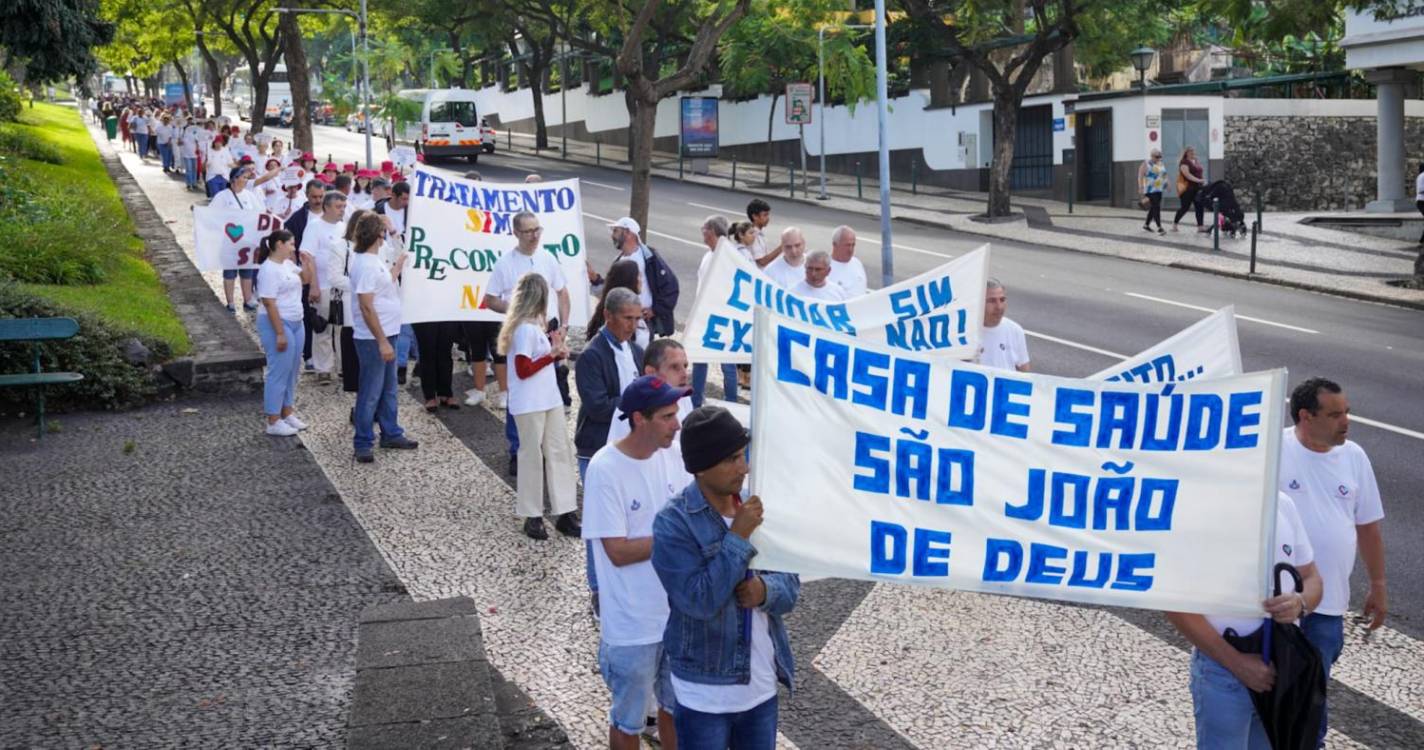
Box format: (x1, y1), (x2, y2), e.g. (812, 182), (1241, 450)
(1278, 428), (1385, 616)
(671, 515), (779, 714)
(618, 246), (655, 311)
(267, 192), (302, 219)
(764, 255), (805, 290)
(130, 115), (148, 135)
(1206, 493), (1314, 637)
(977, 317), (1030, 371)
(791, 279), (848, 302)
(255, 258), (304, 322)
(207, 185), (264, 211)
(487, 248), (568, 323)
(749, 227), (770, 260)
(205, 148), (232, 181)
(383, 202), (408, 238)
(829, 256), (868, 297)
(300, 217), (346, 290)
(582, 443), (691, 646)
(154, 123), (172, 145)
(734, 243), (757, 263)
(179, 126), (201, 158)
(508, 322), (562, 416)
(350, 252), (400, 340)
(349, 191), (374, 211)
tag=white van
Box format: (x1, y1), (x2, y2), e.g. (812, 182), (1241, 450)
(393, 88), (483, 163)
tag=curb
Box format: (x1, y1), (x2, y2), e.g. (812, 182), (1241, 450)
(507, 145), (1424, 310)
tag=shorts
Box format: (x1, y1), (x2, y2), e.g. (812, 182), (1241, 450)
(598, 641), (676, 735)
(462, 320), (505, 364)
(222, 269), (257, 280)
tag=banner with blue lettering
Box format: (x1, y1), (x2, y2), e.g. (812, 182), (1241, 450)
(681, 244), (989, 364)
(748, 308), (1285, 617)
(401, 169), (590, 323)
(1092, 307), (1242, 383)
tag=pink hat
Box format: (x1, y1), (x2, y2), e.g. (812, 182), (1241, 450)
(322, 162), (338, 173)
(342, 162), (357, 173)
(380, 160), (395, 174)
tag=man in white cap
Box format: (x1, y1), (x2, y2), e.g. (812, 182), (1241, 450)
(608, 216), (680, 338)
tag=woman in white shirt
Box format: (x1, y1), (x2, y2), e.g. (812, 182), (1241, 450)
(260, 157), (284, 203)
(349, 169), (375, 210)
(498, 272), (580, 540)
(210, 164), (278, 311)
(254, 228), (316, 436)
(179, 119), (201, 191)
(131, 110), (150, 159)
(204, 135), (234, 196)
(156, 114), (175, 173)
(332, 210), (373, 394)
(731, 221), (758, 262)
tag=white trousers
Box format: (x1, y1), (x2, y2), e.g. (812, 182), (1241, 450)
(513, 407), (578, 518)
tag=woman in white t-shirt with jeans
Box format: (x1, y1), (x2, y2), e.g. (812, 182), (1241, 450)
(1166, 492), (1324, 748)
(498, 272), (581, 541)
(254, 229), (316, 437)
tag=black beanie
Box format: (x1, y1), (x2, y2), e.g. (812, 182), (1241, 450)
(681, 406), (750, 474)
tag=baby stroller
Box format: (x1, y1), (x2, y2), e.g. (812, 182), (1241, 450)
(1197, 180), (1248, 238)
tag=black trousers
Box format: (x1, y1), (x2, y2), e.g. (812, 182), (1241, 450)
(1175, 184), (1204, 226)
(1144, 192), (1164, 229)
(301, 283), (314, 361)
(412, 321), (458, 400)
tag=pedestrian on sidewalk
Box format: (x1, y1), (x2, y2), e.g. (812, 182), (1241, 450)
(131, 109), (150, 159)
(156, 114), (176, 173)
(584, 375), (692, 750)
(828, 225), (868, 297)
(204, 135), (234, 197)
(1174, 146), (1208, 233)
(763, 227), (807, 290)
(350, 213), (419, 463)
(498, 272), (581, 541)
(1166, 491), (1323, 749)
(652, 406), (801, 747)
(375, 181), (418, 383)
(608, 216), (679, 340)
(300, 191), (349, 378)
(691, 215), (739, 408)
(254, 229), (315, 437)
(334, 209), (372, 393)
(179, 117), (202, 191)
(210, 165), (271, 313)
(118, 108), (132, 151)
(1138, 149), (1167, 235)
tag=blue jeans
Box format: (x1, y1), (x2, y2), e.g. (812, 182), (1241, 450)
(598, 641), (675, 735)
(257, 315), (304, 416)
(674, 695), (778, 750)
(505, 409), (520, 457)
(136, 133), (149, 157)
(691, 363), (739, 407)
(1301, 613), (1344, 747)
(396, 323), (417, 367)
(183, 156), (199, 187)
(579, 456), (596, 594)
(159, 142), (174, 170)
(353, 334), (406, 453)
(1188, 649), (1270, 749)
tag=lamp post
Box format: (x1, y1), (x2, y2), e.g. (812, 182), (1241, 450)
(871, 0), (893, 289)
(817, 23), (872, 201)
(276, 3), (373, 168)
(1130, 46), (1155, 93)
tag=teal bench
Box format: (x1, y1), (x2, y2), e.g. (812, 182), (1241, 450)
(0, 317), (85, 438)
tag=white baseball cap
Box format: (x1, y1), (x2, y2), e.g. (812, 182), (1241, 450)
(607, 216), (640, 235)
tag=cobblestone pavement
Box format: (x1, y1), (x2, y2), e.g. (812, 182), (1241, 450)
(0, 396), (404, 748)
(87, 118), (1424, 749)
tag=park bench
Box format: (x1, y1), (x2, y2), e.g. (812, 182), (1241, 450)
(0, 318), (84, 439)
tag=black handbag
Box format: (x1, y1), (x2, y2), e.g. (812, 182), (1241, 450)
(305, 302), (328, 334)
(327, 243), (350, 328)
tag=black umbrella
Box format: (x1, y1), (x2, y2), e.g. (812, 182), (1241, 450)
(1250, 563), (1328, 750)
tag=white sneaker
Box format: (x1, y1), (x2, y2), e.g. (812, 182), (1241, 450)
(493, 391), (507, 410)
(464, 389), (487, 407)
(283, 414), (309, 431)
(265, 420), (299, 437)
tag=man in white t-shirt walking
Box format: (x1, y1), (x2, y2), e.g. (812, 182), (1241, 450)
(790, 251), (848, 302)
(763, 227), (807, 289)
(484, 211), (572, 475)
(976, 278), (1030, 372)
(299, 191), (348, 377)
(828, 225), (868, 297)
(583, 375), (693, 750)
(1278, 377), (1387, 744)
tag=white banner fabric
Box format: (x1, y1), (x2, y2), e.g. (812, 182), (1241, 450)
(399, 169), (591, 324)
(1092, 307), (1243, 383)
(680, 244), (990, 364)
(192, 207), (281, 272)
(748, 308), (1285, 617)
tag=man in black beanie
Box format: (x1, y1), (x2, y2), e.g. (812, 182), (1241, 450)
(651, 406), (800, 747)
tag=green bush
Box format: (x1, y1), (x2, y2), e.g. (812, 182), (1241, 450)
(0, 126), (63, 163)
(0, 281), (171, 414)
(0, 71), (21, 122)
(0, 155), (108, 284)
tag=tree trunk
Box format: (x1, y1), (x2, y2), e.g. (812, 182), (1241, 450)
(928, 60), (951, 107)
(626, 93), (657, 233)
(764, 91), (780, 184)
(197, 38), (222, 117)
(173, 59), (193, 110)
(251, 70), (269, 133)
(530, 62), (549, 148)
(988, 91), (1019, 217)
(280, 11), (314, 152)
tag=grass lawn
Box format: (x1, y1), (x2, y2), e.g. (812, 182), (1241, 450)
(1, 103), (189, 354)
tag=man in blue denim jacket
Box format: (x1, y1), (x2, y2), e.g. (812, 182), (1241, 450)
(652, 406), (800, 749)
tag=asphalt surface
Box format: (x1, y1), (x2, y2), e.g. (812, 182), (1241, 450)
(276, 124), (1424, 645)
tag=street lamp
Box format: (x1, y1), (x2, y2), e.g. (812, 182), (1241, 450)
(1130, 46), (1155, 93)
(276, 4), (373, 169)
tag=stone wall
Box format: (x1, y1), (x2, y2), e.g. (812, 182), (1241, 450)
(1224, 115), (1424, 211)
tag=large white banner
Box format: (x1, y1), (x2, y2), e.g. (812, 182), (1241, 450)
(748, 308), (1285, 617)
(400, 169), (590, 324)
(192, 207), (281, 272)
(1093, 307), (1243, 383)
(681, 245), (989, 364)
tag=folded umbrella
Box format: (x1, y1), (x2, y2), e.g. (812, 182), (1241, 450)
(1253, 563), (1327, 750)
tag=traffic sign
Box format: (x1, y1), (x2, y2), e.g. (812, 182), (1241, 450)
(785, 83), (813, 125)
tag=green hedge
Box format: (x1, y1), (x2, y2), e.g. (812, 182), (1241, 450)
(0, 281), (171, 414)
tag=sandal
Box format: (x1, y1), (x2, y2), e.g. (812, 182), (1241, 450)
(424, 400), (439, 413)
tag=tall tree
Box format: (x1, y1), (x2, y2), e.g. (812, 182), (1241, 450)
(527, 0), (752, 232)
(504, 13), (558, 149)
(1, 0), (115, 88)
(279, 9), (314, 151)
(188, 0), (285, 130)
(899, 0), (1085, 217)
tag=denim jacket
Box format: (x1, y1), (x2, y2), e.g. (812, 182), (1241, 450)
(651, 479), (800, 691)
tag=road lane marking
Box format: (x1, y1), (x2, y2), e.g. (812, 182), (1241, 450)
(855, 235), (954, 259)
(687, 201), (744, 216)
(581, 180), (625, 191)
(1023, 330), (1128, 360)
(1125, 292), (1320, 334)
(583, 210), (703, 248)
(1350, 415), (1424, 441)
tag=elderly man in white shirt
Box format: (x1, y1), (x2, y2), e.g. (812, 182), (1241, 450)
(790, 251), (848, 302)
(828, 224), (868, 297)
(763, 227), (807, 290)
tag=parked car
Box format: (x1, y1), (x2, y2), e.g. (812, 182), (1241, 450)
(389, 88), (483, 163)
